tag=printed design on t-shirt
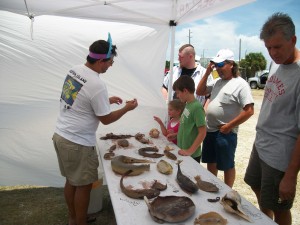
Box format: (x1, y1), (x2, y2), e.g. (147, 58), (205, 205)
(264, 75), (285, 102)
(60, 75), (83, 108)
(181, 108), (190, 124)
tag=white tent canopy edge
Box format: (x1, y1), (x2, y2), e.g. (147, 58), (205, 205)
(0, 0), (254, 26)
(0, 0), (254, 187)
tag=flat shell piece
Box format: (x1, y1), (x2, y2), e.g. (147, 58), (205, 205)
(157, 159), (173, 175)
(194, 175), (219, 192)
(117, 139), (129, 147)
(144, 195), (195, 223)
(104, 152), (115, 160)
(194, 211), (227, 225)
(109, 144), (117, 152)
(164, 150), (177, 160)
(151, 180), (167, 191)
(164, 145), (174, 151)
(135, 132), (151, 144)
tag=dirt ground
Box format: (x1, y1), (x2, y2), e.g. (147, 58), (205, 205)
(201, 89), (299, 225)
(0, 89), (299, 225)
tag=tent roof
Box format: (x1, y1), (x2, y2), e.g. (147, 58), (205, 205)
(0, 0), (255, 26)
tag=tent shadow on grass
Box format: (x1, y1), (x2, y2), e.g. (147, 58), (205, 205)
(0, 185), (116, 225)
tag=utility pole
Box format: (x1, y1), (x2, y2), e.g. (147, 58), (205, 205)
(202, 49), (209, 58)
(188, 29), (192, 44)
(239, 38), (241, 62)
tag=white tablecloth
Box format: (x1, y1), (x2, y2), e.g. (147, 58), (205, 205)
(97, 134), (276, 225)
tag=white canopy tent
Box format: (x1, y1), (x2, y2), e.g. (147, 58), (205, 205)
(0, 0), (254, 187)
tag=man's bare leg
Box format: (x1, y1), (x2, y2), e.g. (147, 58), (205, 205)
(274, 209), (291, 225)
(251, 187), (274, 219)
(74, 184), (93, 225)
(64, 180), (76, 225)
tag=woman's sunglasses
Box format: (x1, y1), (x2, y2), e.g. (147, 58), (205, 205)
(214, 61), (226, 68)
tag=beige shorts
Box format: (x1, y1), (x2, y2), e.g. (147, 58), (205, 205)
(52, 133), (99, 186)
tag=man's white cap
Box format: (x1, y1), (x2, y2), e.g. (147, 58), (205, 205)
(211, 49), (234, 63)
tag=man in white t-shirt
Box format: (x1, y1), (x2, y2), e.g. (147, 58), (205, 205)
(52, 33), (138, 225)
(162, 44), (212, 105)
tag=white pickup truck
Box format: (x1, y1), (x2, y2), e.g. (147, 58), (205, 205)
(248, 70), (269, 89)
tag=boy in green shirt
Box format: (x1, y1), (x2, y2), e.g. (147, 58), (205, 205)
(173, 75), (206, 162)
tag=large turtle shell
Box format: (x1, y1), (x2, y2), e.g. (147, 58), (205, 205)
(145, 195), (195, 223)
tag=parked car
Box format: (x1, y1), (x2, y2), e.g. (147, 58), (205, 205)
(248, 70), (269, 89)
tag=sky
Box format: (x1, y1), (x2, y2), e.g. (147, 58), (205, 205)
(169, 0), (300, 67)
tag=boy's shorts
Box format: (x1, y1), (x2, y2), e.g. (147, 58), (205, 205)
(201, 131), (237, 171)
(52, 133), (99, 186)
(244, 145), (293, 210)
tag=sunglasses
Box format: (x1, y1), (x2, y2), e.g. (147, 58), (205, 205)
(215, 61), (232, 68)
(214, 61), (226, 68)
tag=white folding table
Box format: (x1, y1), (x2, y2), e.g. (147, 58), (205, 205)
(97, 134), (276, 225)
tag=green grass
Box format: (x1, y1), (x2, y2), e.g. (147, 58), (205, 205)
(0, 185), (116, 225)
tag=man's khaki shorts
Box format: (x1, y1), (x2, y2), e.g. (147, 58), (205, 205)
(52, 133), (99, 186)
